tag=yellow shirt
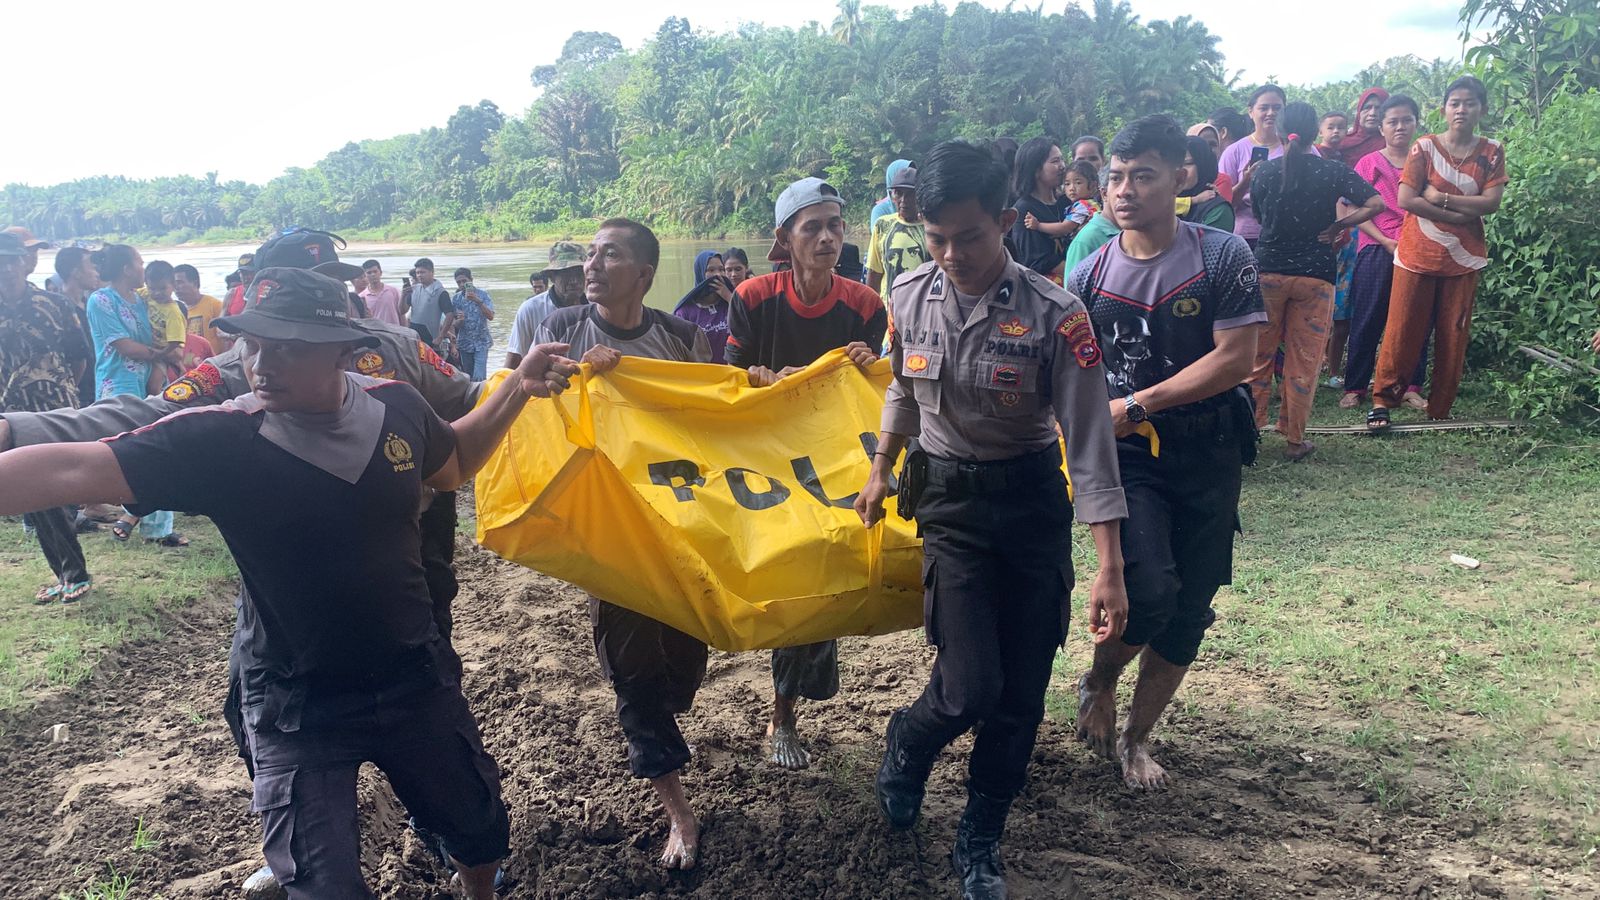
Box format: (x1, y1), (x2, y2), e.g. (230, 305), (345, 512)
(185, 294), (225, 355)
(146, 297), (187, 347)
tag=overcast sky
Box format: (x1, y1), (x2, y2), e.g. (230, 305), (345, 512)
(4, 0), (1468, 187)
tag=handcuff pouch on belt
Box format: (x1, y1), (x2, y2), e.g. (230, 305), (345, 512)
(896, 445), (929, 521)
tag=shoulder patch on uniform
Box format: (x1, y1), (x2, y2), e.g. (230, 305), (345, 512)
(419, 342), (455, 377)
(1056, 311), (1102, 369)
(994, 280), (1014, 307)
(162, 361), (225, 405)
(929, 269), (945, 298)
(354, 350), (388, 376)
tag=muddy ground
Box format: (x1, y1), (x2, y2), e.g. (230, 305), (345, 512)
(1, 533), (1590, 899)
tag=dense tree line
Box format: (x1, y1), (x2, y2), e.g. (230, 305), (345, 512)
(2, 0), (1592, 245)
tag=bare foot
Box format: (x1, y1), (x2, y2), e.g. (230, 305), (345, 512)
(1284, 440), (1316, 462)
(1075, 674), (1117, 760)
(765, 721), (812, 770)
(1402, 390), (1427, 411)
(660, 812), (699, 870)
(1338, 391), (1362, 409)
(1117, 735), (1168, 790)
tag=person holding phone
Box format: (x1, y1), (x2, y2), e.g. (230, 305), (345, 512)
(450, 267), (495, 380)
(672, 250), (733, 363)
(1218, 85), (1320, 249)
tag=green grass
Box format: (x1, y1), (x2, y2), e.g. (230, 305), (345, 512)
(1053, 380), (1600, 856)
(0, 514), (235, 724)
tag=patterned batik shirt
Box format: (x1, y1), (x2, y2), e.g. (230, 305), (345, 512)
(0, 286), (92, 413)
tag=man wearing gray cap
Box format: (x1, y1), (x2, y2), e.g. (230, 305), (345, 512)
(0, 266), (578, 898)
(726, 177), (887, 770)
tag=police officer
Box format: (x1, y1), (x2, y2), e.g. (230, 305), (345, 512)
(1066, 116), (1262, 791)
(0, 267), (579, 898)
(856, 140), (1130, 900)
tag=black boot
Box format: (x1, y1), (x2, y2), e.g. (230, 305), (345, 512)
(951, 788), (1011, 900)
(876, 707), (937, 830)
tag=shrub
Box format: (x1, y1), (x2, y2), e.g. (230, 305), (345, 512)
(1473, 88), (1600, 416)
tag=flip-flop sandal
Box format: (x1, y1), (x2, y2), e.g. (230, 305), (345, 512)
(110, 519), (134, 541)
(1366, 407), (1392, 434)
(147, 532), (190, 548)
(60, 580), (92, 603)
(35, 583), (63, 603)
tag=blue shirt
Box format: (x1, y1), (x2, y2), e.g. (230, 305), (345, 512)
(86, 286), (153, 400)
(451, 287), (494, 353)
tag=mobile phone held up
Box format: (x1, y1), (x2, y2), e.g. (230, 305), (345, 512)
(1249, 145), (1270, 166)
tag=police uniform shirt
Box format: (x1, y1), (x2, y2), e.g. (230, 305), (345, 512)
(1067, 221), (1265, 401)
(105, 374), (457, 684)
(536, 303), (712, 364)
(881, 259), (1128, 524)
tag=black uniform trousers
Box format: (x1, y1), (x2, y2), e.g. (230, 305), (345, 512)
(1117, 407), (1245, 667)
(25, 505), (89, 585)
(243, 644), (509, 899)
(591, 597), (710, 780)
(900, 445), (1074, 801)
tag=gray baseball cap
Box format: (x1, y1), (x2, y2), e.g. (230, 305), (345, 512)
(769, 177), (845, 262)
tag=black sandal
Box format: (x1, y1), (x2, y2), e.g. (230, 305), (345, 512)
(1366, 407), (1392, 434)
(110, 519), (134, 541)
(147, 532), (190, 548)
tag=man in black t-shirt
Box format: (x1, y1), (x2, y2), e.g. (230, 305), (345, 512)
(1068, 117), (1262, 791)
(726, 178), (885, 773)
(0, 268), (578, 899)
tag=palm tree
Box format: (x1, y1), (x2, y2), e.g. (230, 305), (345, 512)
(832, 0), (863, 47)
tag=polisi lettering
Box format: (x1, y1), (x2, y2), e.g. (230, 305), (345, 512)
(982, 339), (1041, 359)
(647, 433), (895, 509)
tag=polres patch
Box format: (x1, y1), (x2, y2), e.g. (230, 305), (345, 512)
(419, 342), (455, 378)
(1055, 310), (1092, 340)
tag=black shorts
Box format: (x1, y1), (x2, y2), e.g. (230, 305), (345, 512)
(244, 680), (508, 897)
(1116, 426), (1242, 666)
(592, 598), (709, 779)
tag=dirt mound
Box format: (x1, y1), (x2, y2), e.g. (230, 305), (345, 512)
(0, 536), (1591, 898)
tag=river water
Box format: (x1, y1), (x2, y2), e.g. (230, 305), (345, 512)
(37, 238), (767, 358)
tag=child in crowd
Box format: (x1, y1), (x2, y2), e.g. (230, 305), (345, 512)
(1315, 112), (1347, 158)
(140, 260), (187, 391)
(1023, 160), (1100, 241)
(1343, 94), (1427, 409)
(1368, 76), (1506, 430)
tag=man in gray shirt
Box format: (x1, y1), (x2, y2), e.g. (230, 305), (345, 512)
(535, 218), (712, 873)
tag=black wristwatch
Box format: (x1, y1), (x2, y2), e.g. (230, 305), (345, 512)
(1123, 394), (1148, 423)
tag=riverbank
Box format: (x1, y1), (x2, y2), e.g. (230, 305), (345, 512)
(1, 384), (1595, 898)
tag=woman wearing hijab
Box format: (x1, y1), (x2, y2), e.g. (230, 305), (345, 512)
(1324, 88), (1388, 387)
(1179, 136), (1235, 232)
(1187, 123), (1233, 202)
(673, 250), (733, 363)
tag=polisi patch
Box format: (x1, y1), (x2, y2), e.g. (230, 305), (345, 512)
(384, 433), (415, 472)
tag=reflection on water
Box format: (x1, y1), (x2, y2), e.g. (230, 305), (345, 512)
(38, 238), (767, 356)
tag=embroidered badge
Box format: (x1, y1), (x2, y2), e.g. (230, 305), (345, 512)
(355, 351), (387, 376)
(384, 433), (415, 472)
(252, 279), (279, 304)
(992, 365), (1020, 386)
(997, 317), (1031, 337)
(1074, 339), (1103, 369)
(1055, 310), (1091, 340)
(163, 380), (196, 403)
(1173, 297), (1201, 318)
(930, 271), (946, 297)
(905, 354), (930, 373)
(1000, 391), (1021, 407)
(995, 280), (1014, 306)
(419, 342), (455, 377)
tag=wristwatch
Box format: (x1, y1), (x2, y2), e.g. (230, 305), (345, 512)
(1123, 394), (1148, 423)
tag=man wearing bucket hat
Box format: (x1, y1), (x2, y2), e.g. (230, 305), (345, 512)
(1, 226), (53, 287)
(726, 177), (887, 771)
(0, 266), (578, 899)
(505, 240), (586, 369)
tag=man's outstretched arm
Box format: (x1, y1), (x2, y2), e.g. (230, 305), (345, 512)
(0, 443), (132, 516)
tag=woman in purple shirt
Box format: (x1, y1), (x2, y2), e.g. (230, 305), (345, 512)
(672, 250), (732, 363)
(1218, 85), (1320, 248)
